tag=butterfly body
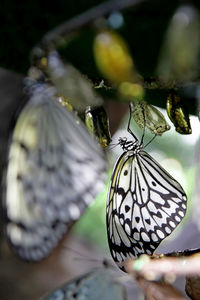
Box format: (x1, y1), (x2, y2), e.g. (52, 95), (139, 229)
(107, 134), (187, 267)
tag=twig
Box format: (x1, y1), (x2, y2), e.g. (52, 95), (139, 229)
(35, 0), (146, 50)
(125, 254), (200, 280)
(136, 276), (186, 300)
(30, 0), (200, 91)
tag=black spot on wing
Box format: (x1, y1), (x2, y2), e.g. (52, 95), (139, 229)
(156, 211), (162, 218)
(116, 187), (125, 195)
(124, 170), (128, 176)
(135, 217), (140, 223)
(145, 219), (151, 225)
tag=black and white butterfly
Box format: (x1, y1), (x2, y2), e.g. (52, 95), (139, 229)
(40, 268), (126, 300)
(106, 105), (187, 269)
(3, 78), (106, 261)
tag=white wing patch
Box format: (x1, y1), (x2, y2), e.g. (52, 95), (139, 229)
(106, 148), (187, 268)
(4, 82), (106, 261)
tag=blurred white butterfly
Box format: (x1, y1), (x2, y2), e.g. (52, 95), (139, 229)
(40, 268), (126, 300)
(47, 50), (103, 112)
(4, 78), (106, 261)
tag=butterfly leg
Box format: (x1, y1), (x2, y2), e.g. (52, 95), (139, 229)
(127, 103), (138, 140)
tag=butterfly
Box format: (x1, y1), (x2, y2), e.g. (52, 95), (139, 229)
(47, 50), (103, 112)
(40, 268), (126, 300)
(106, 104), (187, 269)
(3, 78), (106, 261)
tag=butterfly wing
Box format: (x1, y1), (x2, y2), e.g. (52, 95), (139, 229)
(4, 83), (106, 261)
(41, 269), (126, 300)
(107, 149), (187, 265)
(47, 51), (103, 112)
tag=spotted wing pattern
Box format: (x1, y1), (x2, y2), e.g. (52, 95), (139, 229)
(4, 82), (106, 261)
(41, 269), (126, 300)
(107, 149), (187, 265)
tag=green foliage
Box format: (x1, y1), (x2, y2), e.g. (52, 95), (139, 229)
(73, 178), (110, 252)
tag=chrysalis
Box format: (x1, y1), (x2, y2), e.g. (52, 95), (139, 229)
(166, 91), (192, 134)
(93, 30), (135, 84)
(130, 100), (170, 135)
(85, 106), (111, 148)
(157, 5), (200, 81)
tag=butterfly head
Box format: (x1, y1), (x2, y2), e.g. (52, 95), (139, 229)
(118, 137), (140, 152)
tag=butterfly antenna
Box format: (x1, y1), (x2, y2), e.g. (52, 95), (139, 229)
(140, 103), (146, 146)
(62, 245), (93, 260)
(127, 102), (138, 141)
(62, 246), (110, 267)
(107, 142), (119, 151)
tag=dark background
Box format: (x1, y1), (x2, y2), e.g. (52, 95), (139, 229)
(1, 0), (200, 113)
(0, 0), (193, 74)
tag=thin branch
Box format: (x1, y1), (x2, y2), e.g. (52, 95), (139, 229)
(136, 276), (186, 300)
(30, 0), (200, 92)
(125, 254), (200, 280)
(32, 0), (146, 52)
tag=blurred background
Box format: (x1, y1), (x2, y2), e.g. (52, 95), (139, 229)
(1, 0), (200, 299)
